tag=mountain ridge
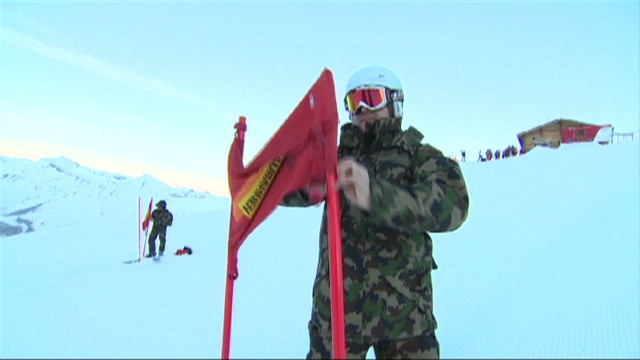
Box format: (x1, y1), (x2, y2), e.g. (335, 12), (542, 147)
(0, 155), (229, 236)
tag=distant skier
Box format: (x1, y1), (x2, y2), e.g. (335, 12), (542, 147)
(478, 150), (485, 162)
(145, 200), (173, 258)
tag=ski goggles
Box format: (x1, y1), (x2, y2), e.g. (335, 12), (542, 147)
(344, 87), (389, 113)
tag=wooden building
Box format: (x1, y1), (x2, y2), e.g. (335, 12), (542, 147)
(517, 118), (612, 153)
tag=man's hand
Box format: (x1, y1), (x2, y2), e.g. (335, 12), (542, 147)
(338, 157), (371, 211)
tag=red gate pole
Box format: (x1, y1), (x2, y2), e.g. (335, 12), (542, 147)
(222, 116), (246, 359)
(138, 197), (142, 261)
(221, 248), (238, 359)
(327, 171), (346, 358)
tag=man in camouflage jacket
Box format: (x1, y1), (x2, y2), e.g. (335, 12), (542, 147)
(282, 66), (469, 359)
(146, 200), (173, 257)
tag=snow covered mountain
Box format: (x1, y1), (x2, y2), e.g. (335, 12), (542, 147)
(0, 155), (228, 236)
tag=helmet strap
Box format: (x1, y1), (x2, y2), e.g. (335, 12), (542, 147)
(386, 101), (395, 118)
(388, 89), (404, 118)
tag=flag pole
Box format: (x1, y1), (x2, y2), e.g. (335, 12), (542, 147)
(138, 197), (142, 262)
(222, 234), (238, 359)
(327, 171), (346, 358)
(141, 197), (153, 260)
(222, 116), (246, 359)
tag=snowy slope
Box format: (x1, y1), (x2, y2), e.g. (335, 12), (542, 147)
(1, 140), (639, 359)
(434, 141), (640, 358)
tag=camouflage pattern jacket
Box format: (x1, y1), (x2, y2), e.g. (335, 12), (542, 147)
(151, 209), (173, 228)
(282, 117), (469, 343)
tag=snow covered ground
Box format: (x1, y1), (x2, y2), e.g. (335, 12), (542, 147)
(1, 139), (639, 358)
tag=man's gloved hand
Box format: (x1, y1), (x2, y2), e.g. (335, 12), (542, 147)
(338, 157), (371, 211)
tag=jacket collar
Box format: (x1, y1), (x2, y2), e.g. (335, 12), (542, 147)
(340, 117), (403, 150)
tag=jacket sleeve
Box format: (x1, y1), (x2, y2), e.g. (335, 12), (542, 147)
(367, 145), (469, 233)
(280, 189), (314, 207)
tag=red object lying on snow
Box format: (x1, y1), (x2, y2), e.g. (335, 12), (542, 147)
(175, 246), (193, 255)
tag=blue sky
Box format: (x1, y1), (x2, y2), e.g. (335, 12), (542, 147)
(1, 1), (638, 195)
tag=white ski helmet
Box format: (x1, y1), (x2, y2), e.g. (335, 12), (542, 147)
(344, 65), (404, 119)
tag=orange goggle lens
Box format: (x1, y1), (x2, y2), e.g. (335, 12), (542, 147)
(345, 88), (388, 113)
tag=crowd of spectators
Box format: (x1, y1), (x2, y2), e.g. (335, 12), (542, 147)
(456, 145), (523, 163)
